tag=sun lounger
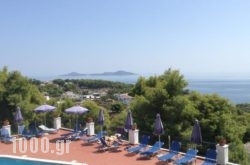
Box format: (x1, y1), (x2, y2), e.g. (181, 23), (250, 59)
(1, 135), (16, 144)
(98, 137), (109, 151)
(174, 148), (198, 165)
(83, 131), (107, 143)
(139, 141), (164, 158)
(21, 127), (41, 139)
(63, 132), (82, 141)
(126, 135), (150, 153)
(38, 125), (58, 134)
(98, 136), (122, 152)
(158, 141), (181, 162)
(61, 127), (88, 137)
(201, 148), (217, 165)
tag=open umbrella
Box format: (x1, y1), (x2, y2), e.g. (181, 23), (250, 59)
(65, 106), (89, 131)
(153, 113), (164, 145)
(34, 104), (56, 112)
(97, 109), (104, 136)
(34, 104), (56, 125)
(191, 119), (202, 149)
(124, 110), (133, 131)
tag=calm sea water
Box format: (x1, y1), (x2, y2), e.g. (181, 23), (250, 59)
(32, 75), (250, 104)
(187, 80), (250, 104)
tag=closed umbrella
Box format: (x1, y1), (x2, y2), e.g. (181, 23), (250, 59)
(34, 104), (56, 125)
(124, 110), (134, 143)
(14, 107), (24, 135)
(191, 119), (202, 165)
(191, 119), (202, 148)
(153, 113), (164, 144)
(14, 107), (23, 125)
(97, 109), (104, 136)
(65, 106), (89, 131)
(124, 110), (133, 131)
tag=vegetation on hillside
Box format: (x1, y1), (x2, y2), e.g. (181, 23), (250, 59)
(0, 67), (45, 125)
(29, 78), (133, 99)
(130, 69), (250, 163)
(1, 66), (250, 163)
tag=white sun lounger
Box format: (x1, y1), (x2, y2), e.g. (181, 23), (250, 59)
(38, 125), (58, 134)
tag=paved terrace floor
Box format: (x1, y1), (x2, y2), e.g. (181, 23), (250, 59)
(0, 129), (204, 165)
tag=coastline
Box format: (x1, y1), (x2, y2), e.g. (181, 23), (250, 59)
(29, 75), (250, 104)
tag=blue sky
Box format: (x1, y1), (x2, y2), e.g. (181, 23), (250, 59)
(1, 0), (250, 79)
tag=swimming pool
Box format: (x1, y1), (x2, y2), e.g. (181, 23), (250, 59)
(0, 155), (87, 165)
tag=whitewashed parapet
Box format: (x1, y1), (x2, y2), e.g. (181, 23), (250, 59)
(216, 144), (229, 165)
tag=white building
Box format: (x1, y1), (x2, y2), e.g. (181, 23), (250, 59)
(114, 93), (133, 104)
(62, 91), (81, 100)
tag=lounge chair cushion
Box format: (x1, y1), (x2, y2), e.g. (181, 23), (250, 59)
(174, 148), (198, 165)
(140, 141), (164, 157)
(83, 131), (106, 143)
(201, 149), (217, 165)
(38, 125), (58, 134)
(126, 135), (150, 153)
(158, 141), (181, 162)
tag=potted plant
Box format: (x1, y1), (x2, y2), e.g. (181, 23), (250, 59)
(53, 110), (61, 118)
(87, 117), (93, 123)
(132, 123), (137, 130)
(3, 119), (9, 126)
(216, 135), (226, 146)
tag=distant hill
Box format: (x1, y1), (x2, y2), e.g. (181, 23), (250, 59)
(62, 72), (87, 76)
(62, 70), (136, 76)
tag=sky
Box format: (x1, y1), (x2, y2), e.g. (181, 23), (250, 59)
(1, 0), (250, 79)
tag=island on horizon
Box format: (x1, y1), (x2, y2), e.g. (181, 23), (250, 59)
(61, 70), (137, 76)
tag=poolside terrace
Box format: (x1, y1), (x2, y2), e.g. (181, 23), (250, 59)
(0, 129), (207, 165)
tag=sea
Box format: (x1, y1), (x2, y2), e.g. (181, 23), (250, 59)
(31, 74), (250, 105)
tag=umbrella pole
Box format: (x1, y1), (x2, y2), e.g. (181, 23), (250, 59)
(76, 115), (78, 132)
(17, 123), (19, 135)
(159, 135), (161, 147)
(194, 144), (197, 165)
(101, 126), (103, 137)
(168, 135), (171, 150)
(44, 114), (46, 126)
(35, 114), (37, 128)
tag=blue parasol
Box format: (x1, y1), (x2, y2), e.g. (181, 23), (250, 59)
(65, 106), (89, 131)
(14, 107), (24, 134)
(34, 104), (56, 125)
(153, 113), (164, 144)
(34, 104), (56, 112)
(14, 107), (23, 125)
(97, 109), (105, 136)
(191, 119), (202, 147)
(124, 110), (133, 131)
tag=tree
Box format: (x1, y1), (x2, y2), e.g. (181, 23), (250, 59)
(131, 69), (189, 138)
(39, 83), (63, 97)
(159, 69), (188, 97)
(0, 67), (45, 125)
(110, 102), (124, 113)
(130, 69), (249, 163)
(82, 100), (110, 133)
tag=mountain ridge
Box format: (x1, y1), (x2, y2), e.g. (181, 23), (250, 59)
(61, 70), (136, 76)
